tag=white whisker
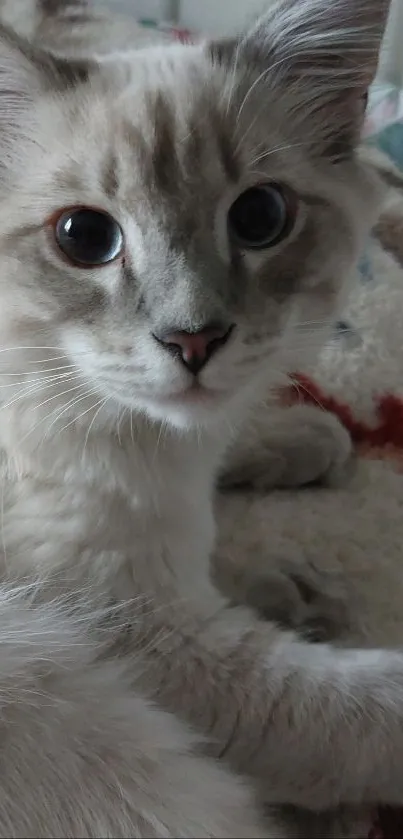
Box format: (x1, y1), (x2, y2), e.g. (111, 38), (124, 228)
(234, 109), (260, 156)
(25, 381), (85, 415)
(0, 346), (95, 361)
(249, 141), (307, 168)
(4, 386), (93, 451)
(27, 355), (70, 364)
(289, 376), (325, 411)
(44, 389), (99, 439)
(116, 408), (126, 447)
(0, 364), (77, 377)
(153, 421), (166, 464)
(129, 410), (135, 445)
(0, 370), (78, 389)
(0, 378), (63, 414)
(236, 65), (273, 126)
(14, 391), (95, 454)
(57, 397), (107, 438)
(0, 346), (65, 354)
(82, 397), (110, 457)
(222, 40), (242, 115)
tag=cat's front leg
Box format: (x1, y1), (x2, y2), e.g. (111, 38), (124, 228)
(220, 404), (352, 491)
(136, 599), (403, 811)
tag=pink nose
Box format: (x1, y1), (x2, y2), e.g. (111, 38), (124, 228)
(154, 324), (234, 375)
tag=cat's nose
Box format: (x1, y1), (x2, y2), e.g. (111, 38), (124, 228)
(153, 323), (234, 376)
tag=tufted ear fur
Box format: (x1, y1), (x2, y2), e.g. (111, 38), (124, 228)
(0, 23), (91, 179)
(210, 0), (391, 160)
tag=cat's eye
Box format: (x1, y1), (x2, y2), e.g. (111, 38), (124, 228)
(228, 184), (294, 250)
(53, 207), (124, 267)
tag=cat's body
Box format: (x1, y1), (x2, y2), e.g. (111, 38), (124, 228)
(0, 1), (400, 836)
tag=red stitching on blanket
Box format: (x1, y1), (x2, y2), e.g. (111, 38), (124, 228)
(286, 374), (403, 448)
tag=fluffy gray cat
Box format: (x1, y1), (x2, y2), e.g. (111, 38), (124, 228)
(0, 0), (398, 836)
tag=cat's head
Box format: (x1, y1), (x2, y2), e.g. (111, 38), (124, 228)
(0, 0), (389, 436)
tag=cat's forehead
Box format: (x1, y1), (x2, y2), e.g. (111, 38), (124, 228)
(50, 45), (243, 209)
(34, 42), (313, 230)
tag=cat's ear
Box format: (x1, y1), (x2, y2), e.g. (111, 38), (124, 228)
(0, 24), (91, 177)
(210, 0), (390, 159)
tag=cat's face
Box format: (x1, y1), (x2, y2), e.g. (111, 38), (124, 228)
(0, 0), (389, 432)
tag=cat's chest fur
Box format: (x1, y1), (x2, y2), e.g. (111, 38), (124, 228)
(0, 429), (220, 609)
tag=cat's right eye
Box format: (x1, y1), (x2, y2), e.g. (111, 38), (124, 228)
(52, 206), (124, 267)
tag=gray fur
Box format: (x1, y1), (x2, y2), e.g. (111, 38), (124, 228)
(0, 1), (395, 838)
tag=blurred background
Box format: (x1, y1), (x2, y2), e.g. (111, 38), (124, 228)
(108, 0), (403, 87)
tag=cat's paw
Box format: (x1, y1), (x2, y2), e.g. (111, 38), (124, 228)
(242, 564), (351, 642)
(220, 405), (353, 492)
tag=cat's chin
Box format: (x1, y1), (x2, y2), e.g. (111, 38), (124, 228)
(140, 387), (232, 430)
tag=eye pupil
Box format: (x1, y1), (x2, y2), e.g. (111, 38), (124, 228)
(55, 208), (123, 266)
(228, 184), (292, 250)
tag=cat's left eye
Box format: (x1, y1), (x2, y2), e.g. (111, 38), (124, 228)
(228, 183), (295, 251)
(52, 207), (124, 267)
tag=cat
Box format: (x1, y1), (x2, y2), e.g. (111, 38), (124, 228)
(0, 0), (400, 836)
